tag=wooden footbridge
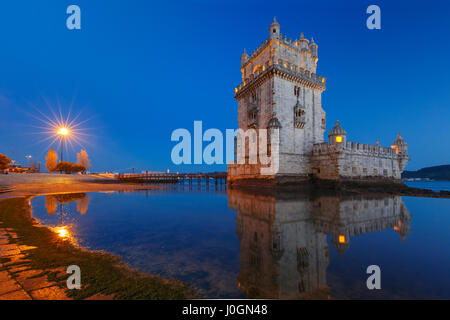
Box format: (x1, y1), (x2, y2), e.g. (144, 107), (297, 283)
(116, 172), (227, 184)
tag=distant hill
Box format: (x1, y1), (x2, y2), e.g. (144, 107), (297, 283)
(402, 165), (450, 180)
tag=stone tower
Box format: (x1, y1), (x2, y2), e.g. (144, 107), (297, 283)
(229, 18), (409, 185)
(232, 18), (327, 180)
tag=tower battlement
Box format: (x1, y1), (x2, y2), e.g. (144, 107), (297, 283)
(240, 18), (321, 87)
(235, 58), (326, 98)
(313, 142), (398, 158)
(241, 31), (316, 70)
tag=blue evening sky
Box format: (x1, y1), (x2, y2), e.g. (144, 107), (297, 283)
(0, 0), (449, 172)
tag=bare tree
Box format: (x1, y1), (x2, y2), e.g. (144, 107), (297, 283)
(77, 149), (91, 172)
(45, 148), (58, 173)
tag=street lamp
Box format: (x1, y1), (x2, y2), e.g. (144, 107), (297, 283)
(58, 127), (69, 162)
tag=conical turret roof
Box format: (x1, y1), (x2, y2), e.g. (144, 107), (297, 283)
(268, 116), (281, 128)
(393, 132), (407, 146)
(329, 120), (347, 136)
(270, 17), (280, 28)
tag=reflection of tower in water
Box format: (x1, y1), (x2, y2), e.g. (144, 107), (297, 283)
(228, 189), (411, 299)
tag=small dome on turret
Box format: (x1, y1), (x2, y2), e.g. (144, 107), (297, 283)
(393, 132), (407, 147)
(241, 48), (249, 60)
(241, 49), (250, 67)
(268, 116), (281, 129)
(335, 242), (350, 257)
(270, 16), (280, 28)
(328, 120), (347, 145)
(269, 17), (281, 40)
(298, 32), (309, 49)
(329, 120), (347, 136)
(309, 37), (318, 56)
(392, 132), (408, 159)
(299, 32), (309, 43)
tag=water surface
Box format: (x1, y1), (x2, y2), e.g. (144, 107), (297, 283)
(30, 181), (450, 299)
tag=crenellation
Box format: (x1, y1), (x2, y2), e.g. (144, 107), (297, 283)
(235, 60), (326, 97)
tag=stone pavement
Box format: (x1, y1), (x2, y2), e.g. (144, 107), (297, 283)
(0, 226), (71, 300)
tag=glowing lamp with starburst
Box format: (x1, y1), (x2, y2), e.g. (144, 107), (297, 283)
(58, 128), (69, 136)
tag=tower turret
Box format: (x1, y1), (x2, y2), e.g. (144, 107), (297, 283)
(392, 132), (408, 157)
(328, 120), (347, 146)
(394, 204), (411, 243)
(269, 17), (280, 40)
(241, 49), (249, 68)
(268, 114), (281, 129)
(309, 37), (318, 57)
(392, 132), (409, 171)
(331, 231), (350, 258)
(298, 32), (309, 50)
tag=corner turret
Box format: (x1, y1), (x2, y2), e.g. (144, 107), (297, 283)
(309, 37), (318, 57)
(392, 132), (408, 157)
(241, 49), (249, 68)
(331, 232), (350, 258)
(392, 132), (409, 171)
(298, 32), (309, 50)
(329, 120), (347, 146)
(269, 17), (280, 40)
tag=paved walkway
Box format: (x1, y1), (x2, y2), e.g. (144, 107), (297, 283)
(0, 226), (70, 300)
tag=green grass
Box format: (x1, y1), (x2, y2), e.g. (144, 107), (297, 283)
(0, 197), (198, 300)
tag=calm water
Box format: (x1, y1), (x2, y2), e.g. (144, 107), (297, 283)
(30, 181), (450, 299)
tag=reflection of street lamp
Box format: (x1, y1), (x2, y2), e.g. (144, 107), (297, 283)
(59, 203), (64, 225)
(56, 203), (70, 240)
(58, 128), (69, 162)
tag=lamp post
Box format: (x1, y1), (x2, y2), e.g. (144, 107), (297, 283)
(58, 128), (69, 162)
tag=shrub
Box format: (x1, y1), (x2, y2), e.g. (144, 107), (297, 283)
(55, 161), (86, 174)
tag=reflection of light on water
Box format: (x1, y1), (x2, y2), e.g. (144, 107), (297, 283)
(394, 220), (403, 231)
(53, 226), (74, 242)
(338, 235), (346, 243)
(57, 227), (69, 238)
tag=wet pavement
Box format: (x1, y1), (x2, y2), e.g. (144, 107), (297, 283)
(0, 226), (70, 300)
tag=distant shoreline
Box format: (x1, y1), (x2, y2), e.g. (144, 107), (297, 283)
(402, 164), (450, 181)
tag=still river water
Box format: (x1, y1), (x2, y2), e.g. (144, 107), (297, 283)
(30, 181), (450, 299)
